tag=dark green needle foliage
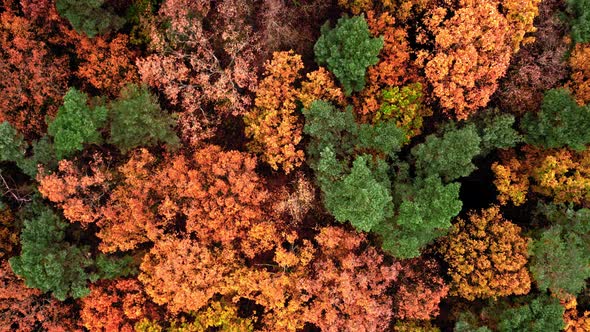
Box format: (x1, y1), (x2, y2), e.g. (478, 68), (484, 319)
(0, 122), (57, 177)
(529, 204), (590, 296)
(322, 154), (394, 232)
(412, 124), (482, 182)
(472, 111), (522, 154)
(9, 204), (137, 301)
(108, 84), (179, 153)
(302, 100), (358, 167)
(47, 88), (108, 160)
(381, 176), (462, 259)
(9, 206), (94, 300)
(521, 88), (590, 151)
(56, 0), (125, 38)
(0, 121), (27, 164)
(567, 0), (590, 43)
(497, 295), (565, 332)
(314, 15), (383, 95)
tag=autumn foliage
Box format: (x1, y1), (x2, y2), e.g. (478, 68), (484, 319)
(0, 10), (69, 137)
(442, 206), (531, 300)
(493, 146), (590, 206)
(1, 0), (588, 330)
(424, 1), (513, 119)
(244, 51), (305, 173)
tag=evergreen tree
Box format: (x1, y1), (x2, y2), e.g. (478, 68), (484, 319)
(522, 88), (590, 151)
(47, 88), (107, 159)
(108, 84), (179, 153)
(314, 15), (383, 95)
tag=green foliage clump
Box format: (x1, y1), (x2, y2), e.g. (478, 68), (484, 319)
(0, 122), (57, 177)
(9, 206), (94, 300)
(473, 111), (522, 154)
(314, 15), (383, 95)
(9, 204), (137, 301)
(47, 88), (107, 159)
(0, 121), (27, 163)
(381, 176), (462, 258)
(108, 84), (179, 153)
(322, 154), (393, 232)
(522, 88), (590, 151)
(529, 204), (590, 296)
(56, 0), (125, 38)
(412, 124), (481, 182)
(567, 0), (590, 43)
(303, 100), (462, 258)
(304, 101), (402, 231)
(497, 295), (565, 332)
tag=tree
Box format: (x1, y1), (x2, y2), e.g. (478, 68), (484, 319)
(297, 67), (346, 110)
(136, 0), (259, 145)
(563, 297), (590, 332)
(321, 154), (394, 231)
(56, 0), (125, 37)
(502, 0), (542, 52)
(377, 82), (431, 140)
(138, 237), (238, 313)
(567, 0), (590, 43)
(108, 84), (179, 153)
(74, 33), (138, 96)
(522, 88), (590, 151)
(9, 205), (94, 300)
(0, 261), (81, 331)
(0, 121), (57, 177)
(472, 111), (522, 155)
(301, 226), (399, 332)
(0, 11), (70, 138)
(412, 124), (482, 182)
(314, 14), (383, 95)
(529, 204), (590, 297)
(393, 258), (449, 320)
(380, 175), (462, 258)
(441, 206), (531, 300)
(424, 1), (512, 119)
(94, 145), (271, 253)
(0, 121), (28, 166)
(81, 278), (160, 332)
(244, 51), (305, 173)
(569, 42), (590, 105)
(37, 155), (112, 225)
(9, 204), (136, 300)
(497, 295), (565, 332)
(47, 88), (108, 159)
(493, 146), (590, 206)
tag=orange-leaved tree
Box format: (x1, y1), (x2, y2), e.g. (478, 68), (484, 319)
(0, 261), (81, 331)
(244, 50), (305, 173)
(81, 278), (161, 332)
(0, 10), (69, 138)
(493, 146), (590, 206)
(37, 154), (113, 226)
(393, 257), (449, 320)
(74, 33), (138, 97)
(569, 42), (590, 105)
(441, 206), (531, 300)
(424, 0), (512, 120)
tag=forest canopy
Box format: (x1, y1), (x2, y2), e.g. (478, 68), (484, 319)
(0, 0), (589, 331)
